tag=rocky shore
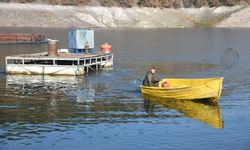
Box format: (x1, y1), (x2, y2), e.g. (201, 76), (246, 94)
(0, 3), (249, 28)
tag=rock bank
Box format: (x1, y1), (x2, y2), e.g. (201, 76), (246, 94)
(0, 3), (249, 28)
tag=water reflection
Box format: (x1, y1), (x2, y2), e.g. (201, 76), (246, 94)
(2, 75), (145, 124)
(5, 75), (95, 102)
(142, 95), (223, 129)
(2, 75), (97, 123)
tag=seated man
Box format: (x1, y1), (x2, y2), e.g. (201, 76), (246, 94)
(142, 67), (160, 87)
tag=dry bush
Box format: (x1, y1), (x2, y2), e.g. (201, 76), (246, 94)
(99, 0), (117, 6)
(117, 0), (135, 7)
(140, 0), (162, 7)
(77, 0), (92, 5)
(208, 0), (221, 7)
(60, 0), (75, 5)
(243, 0), (250, 3)
(220, 0), (237, 6)
(48, 0), (61, 5)
(161, 0), (173, 8)
(182, 0), (193, 7)
(54, 0), (91, 5)
(195, 0), (208, 7)
(137, 0), (144, 6)
(17, 0), (31, 3)
(173, 0), (184, 8)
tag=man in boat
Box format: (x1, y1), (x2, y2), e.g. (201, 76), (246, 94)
(142, 67), (160, 87)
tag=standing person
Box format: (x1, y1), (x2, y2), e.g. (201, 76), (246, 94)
(84, 41), (90, 53)
(142, 67), (160, 87)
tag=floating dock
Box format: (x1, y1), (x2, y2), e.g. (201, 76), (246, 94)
(5, 29), (113, 76)
(5, 52), (113, 76)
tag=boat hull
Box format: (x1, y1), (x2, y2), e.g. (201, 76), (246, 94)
(140, 78), (223, 102)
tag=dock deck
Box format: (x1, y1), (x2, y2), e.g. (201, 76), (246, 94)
(5, 52), (113, 75)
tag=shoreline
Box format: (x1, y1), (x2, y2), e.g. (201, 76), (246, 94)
(0, 3), (250, 28)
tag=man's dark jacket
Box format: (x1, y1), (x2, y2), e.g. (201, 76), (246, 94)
(142, 71), (159, 87)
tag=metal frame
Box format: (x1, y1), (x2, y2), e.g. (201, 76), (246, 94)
(5, 53), (113, 75)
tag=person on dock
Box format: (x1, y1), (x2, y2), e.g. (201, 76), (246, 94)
(142, 67), (160, 87)
(84, 41), (90, 53)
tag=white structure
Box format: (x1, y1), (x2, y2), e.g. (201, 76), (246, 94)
(5, 52), (113, 76)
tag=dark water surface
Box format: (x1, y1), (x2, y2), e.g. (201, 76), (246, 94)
(0, 27), (250, 150)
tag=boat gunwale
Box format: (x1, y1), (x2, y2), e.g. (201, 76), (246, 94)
(140, 77), (224, 90)
(140, 85), (190, 90)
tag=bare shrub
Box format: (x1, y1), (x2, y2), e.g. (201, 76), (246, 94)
(48, 0), (61, 5)
(117, 0), (135, 7)
(78, 0), (92, 5)
(221, 0), (237, 6)
(161, 0), (173, 8)
(173, 0), (184, 8)
(182, 0), (192, 7)
(99, 0), (117, 6)
(208, 0), (221, 7)
(140, 0), (162, 7)
(195, 0), (208, 7)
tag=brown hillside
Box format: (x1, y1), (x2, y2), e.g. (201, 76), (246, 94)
(1, 0), (250, 8)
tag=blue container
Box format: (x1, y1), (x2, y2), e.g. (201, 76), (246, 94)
(68, 29), (94, 50)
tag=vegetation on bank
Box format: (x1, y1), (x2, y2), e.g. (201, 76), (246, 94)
(1, 0), (250, 8)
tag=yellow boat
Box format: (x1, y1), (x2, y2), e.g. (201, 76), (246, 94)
(143, 95), (223, 128)
(140, 77), (224, 102)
